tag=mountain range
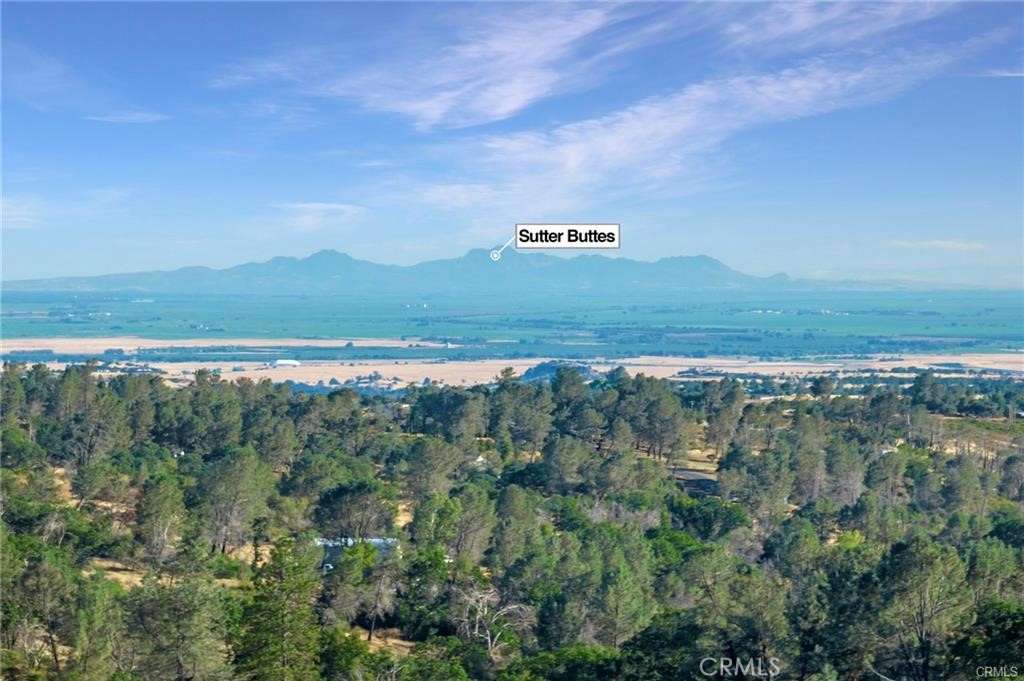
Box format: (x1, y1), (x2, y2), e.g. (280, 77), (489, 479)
(3, 248), (805, 295)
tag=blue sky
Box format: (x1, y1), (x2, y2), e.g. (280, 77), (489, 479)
(2, 2), (1022, 286)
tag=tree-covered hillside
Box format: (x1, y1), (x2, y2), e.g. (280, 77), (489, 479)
(1, 363), (1022, 680)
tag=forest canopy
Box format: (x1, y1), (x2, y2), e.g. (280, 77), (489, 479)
(1, 362), (1022, 680)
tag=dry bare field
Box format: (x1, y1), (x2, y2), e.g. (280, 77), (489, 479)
(7, 336), (1021, 384)
(152, 359), (546, 385)
(35, 352), (1019, 387)
(591, 353), (1024, 376)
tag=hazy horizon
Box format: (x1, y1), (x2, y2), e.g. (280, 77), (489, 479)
(5, 245), (1024, 291)
(3, 2), (1023, 286)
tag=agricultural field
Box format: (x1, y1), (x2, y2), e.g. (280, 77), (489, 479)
(3, 290), (1022, 363)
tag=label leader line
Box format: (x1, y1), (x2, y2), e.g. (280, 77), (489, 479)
(489, 236), (516, 262)
(490, 223), (620, 262)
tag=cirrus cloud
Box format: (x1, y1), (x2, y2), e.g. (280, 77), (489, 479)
(273, 202), (364, 232)
(888, 239), (986, 252)
(85, 110), (168, 123)
(407, 33), (1005, 216)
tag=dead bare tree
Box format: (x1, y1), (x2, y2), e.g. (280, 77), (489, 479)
(451, 584), (535, 661)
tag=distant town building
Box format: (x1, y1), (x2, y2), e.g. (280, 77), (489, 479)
(271, 359), (301, 367)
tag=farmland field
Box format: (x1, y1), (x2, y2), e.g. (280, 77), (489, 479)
(2, 290), (1022, 363)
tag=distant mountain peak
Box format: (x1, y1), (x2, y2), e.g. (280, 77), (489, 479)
(4, 248), (802, 294)
(305, 249), (347, 260)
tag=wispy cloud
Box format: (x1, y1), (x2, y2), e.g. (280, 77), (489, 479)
(210, 55), (305, 89)
(85, 111), (168, 123)
(412, 36), (997, 215)
(979, 69), (1024, 77)
(356, 160), (399, 169)
(1, 196), (42, 230)
(722, 2), (955, 52)
(2, 42), (96, 111)
(212, 4), (695, 129)
(273, 202), (363, 232)
(82, 187), (134, 205)
(207, 2), (980, 133)
(4, 42), (167, 121)
(1, 187), (133, 231)
(323, 5), (633, 129)
(889, 239), (986, 252)
(419, 183), (498, 209)
(201, 4), (1012, 264)
(246, 100), (318, 129)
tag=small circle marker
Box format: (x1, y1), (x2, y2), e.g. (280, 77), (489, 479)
(489, 237), (515, 263)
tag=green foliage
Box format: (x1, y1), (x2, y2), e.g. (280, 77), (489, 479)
(399, 640), (471, 681)
(236, 537), (322, 681)
(198, 445), (273, 553)
(133, 471), (185, 565)
(1, 362), (1022, 680)
(669, 495), (749, 540)
(2, 426), (47, 469)
(121, 573), (233, 681)
(952, 599), (1024, 674)
(209, 553), (247, 580)
(498, 645), (620, 681)
(872, 533), (972, 679)
(319, 627), (370, 681)
(314, 478), (397, 540)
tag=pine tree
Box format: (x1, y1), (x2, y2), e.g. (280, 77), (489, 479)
(69, 573), (123, 681)
(134, 471), (186, 565)
(199, 446), (272, 553)
(122, 573), (232, 681)
(236, 537), (322, 681)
